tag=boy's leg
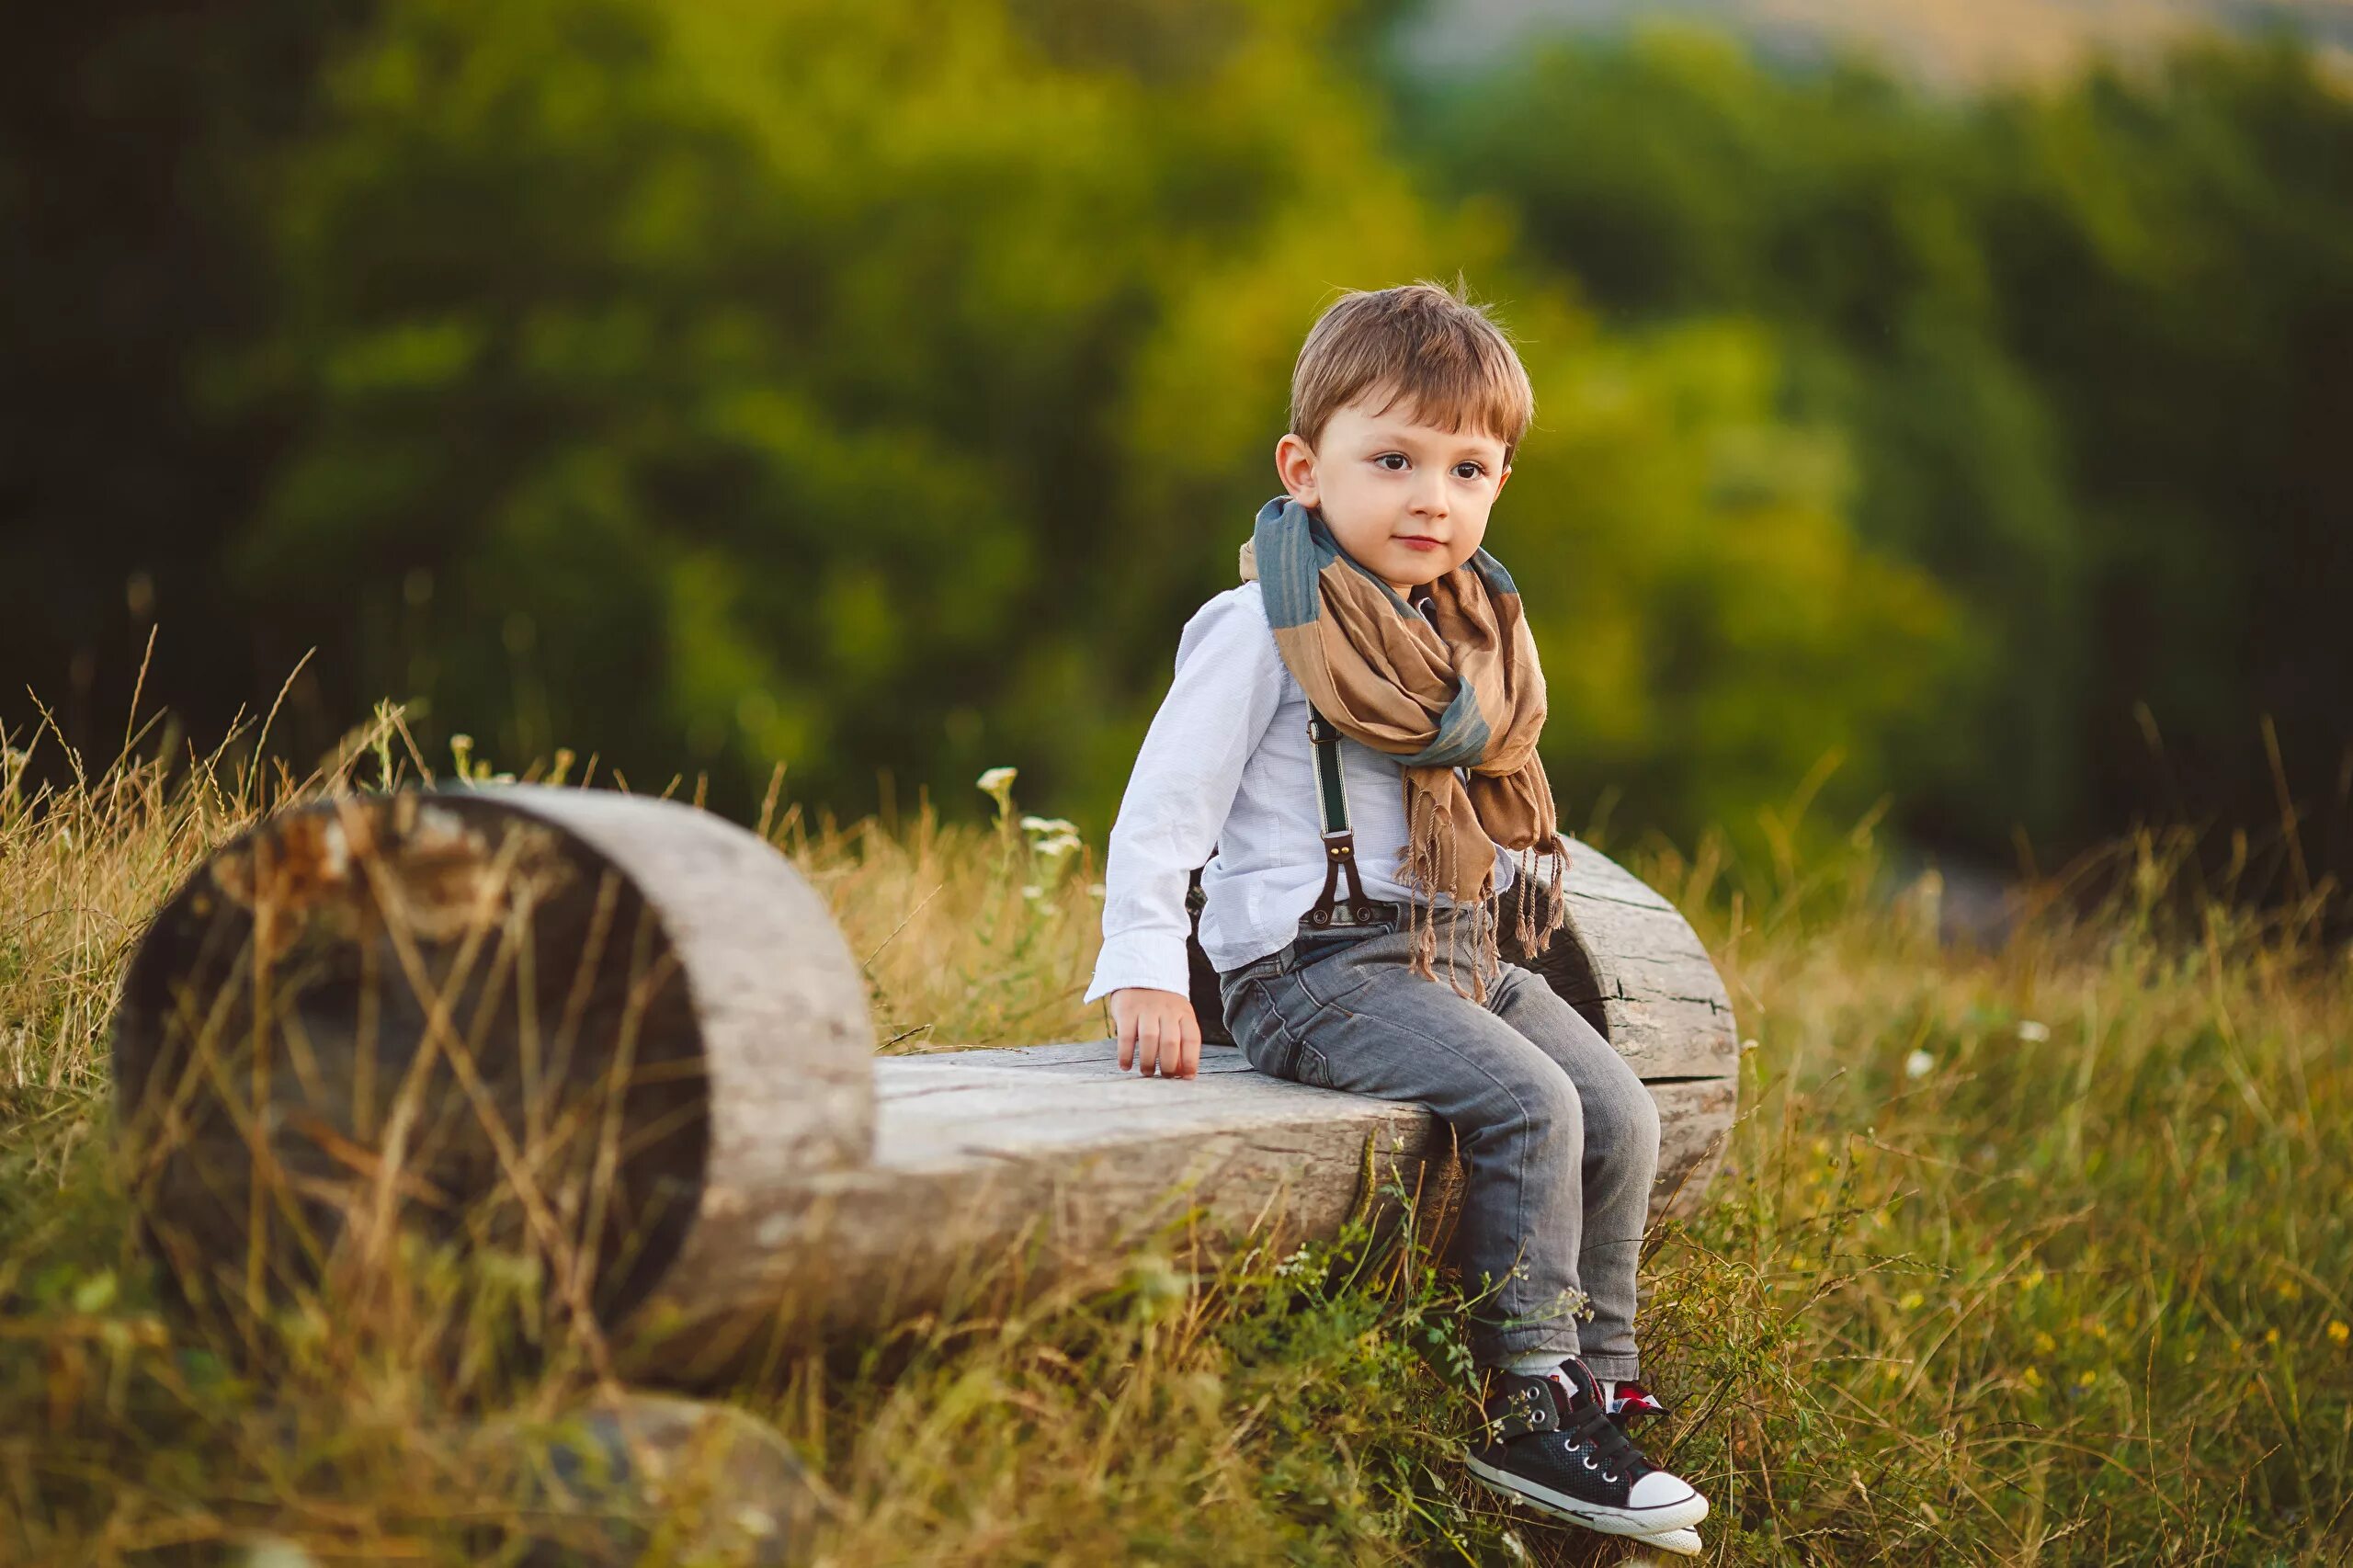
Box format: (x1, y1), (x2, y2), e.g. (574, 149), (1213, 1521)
(1217, 908), (1596, 1367)
(1479, 960), (1662, 1381)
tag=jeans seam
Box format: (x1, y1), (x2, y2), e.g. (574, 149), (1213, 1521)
(1487, 973), (1660, 1369)
(1255, 977), (1319, 1083)
(1293, 955), (1381, 1010)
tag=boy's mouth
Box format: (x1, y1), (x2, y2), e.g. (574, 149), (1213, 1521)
(1398, 535), (1444, 551)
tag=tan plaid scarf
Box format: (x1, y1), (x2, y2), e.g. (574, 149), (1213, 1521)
(1239, 493), (1568, 1001)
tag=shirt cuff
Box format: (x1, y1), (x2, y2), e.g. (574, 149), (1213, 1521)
(1084, 929), (1192, 1007)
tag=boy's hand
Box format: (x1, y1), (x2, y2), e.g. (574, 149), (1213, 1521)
(1108, 987), (1202, 1079)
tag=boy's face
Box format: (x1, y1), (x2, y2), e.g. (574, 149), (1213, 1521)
(1274, 387), (1513, 600)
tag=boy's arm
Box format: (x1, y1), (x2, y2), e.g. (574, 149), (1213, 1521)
(1083, 587), (1283, 1007)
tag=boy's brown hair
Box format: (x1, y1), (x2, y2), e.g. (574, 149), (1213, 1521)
(1289, 277), (1536, 467)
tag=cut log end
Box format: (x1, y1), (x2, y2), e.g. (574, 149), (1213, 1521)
(110, 787), (875, 1337)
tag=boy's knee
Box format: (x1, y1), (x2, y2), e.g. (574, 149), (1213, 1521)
(1503, 1068), (1584, 1147)
(1597, 1080), (1662, 1165)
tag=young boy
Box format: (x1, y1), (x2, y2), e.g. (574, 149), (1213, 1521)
(1082, 281), (1711, 1554)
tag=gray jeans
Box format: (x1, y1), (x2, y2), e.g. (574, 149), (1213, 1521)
(1216, 901), (1659, 1377)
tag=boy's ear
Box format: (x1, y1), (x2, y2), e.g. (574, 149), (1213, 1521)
(1495, 463), (1511, 495)
(1275, 431), (1319, 505)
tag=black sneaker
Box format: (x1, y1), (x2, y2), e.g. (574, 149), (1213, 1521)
(1602, 1378), (1702, 1555)
(1463, 1357), (1708, 1540)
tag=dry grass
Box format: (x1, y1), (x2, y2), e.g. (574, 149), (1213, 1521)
(1, 698), (2347, 1565)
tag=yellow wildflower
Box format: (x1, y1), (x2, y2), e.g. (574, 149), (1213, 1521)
(2032, 1331), (2057, 1355)
(2021, 1366), (2043, 1389)
(2326, 1321), (2349, 1346)
(1897, 1291), (1926, 1311)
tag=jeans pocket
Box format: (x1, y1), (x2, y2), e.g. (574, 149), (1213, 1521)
(1292, 1041), (1336, 1089)
(1290, 927), (1404, 1011)
(1287, 928), (1370, 971)
(1221, 978), (1278, 1071)
(1225, 978), (1336, 1089)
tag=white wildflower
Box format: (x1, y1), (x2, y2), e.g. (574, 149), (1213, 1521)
(1904, 1049), (1936, 1079)
(2017, 1019), (2051, 1042)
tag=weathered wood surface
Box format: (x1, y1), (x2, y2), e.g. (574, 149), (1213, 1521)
(109, 790), (1738, 1370)
(630, 1040), (1734, 1377)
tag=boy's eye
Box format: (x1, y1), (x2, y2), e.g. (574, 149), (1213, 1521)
(1374, 453), (1488, 478)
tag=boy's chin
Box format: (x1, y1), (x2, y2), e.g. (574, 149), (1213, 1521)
(1381, 569), (1446, 597)
(1391, 560), (1454, 587)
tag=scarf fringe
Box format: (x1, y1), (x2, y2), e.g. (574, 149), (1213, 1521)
(1404, 819), (1575, 1008)
(1401, 780), (1579, 1008)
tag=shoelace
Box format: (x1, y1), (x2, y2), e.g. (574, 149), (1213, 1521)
(1551, 1381), (1649, 1485)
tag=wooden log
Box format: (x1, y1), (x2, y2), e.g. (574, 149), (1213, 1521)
(632, 1043), (1736, 1380)
(110, 786), (872, 1337)
(109, 789), (1737, 1370)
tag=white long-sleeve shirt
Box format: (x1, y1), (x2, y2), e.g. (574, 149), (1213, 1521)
(1083, 579), (1526, 1006)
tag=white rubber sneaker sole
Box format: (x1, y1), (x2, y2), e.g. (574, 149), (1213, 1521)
(1463, 1451), (1711, 1536)
(1632, 1524), (1703, 1556)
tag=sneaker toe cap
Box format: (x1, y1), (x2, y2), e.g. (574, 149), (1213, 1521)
(1629, 1470), (1705, 1517)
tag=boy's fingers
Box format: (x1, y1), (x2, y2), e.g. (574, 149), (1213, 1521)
(1154, 1013), (1190, 1079)
(1116, 1009), (1137, 1072)
(1139, 1014), (1168, 1075)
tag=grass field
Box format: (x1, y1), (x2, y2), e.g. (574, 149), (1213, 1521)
(2, 703), (2346, 1565)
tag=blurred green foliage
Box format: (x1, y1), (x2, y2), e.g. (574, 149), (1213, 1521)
(1392, 26), (2353, 879)
(2, 4), (2346, 892)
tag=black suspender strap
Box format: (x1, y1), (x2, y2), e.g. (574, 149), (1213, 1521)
(1309, 707), (1351, 835)
(1189, 703), (1392, 939)
(1304, 704), (1388, 929)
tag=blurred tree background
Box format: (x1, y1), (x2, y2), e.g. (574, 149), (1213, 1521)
(4, 0), (2347, 905)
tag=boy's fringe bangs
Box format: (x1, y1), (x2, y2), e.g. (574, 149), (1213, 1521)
(1289, 278), (1535, 464)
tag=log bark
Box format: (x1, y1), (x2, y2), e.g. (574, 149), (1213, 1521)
(108, 788), (1737, 1371)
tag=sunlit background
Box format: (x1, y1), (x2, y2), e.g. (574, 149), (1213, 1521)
(6, 0), (2348, 919)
